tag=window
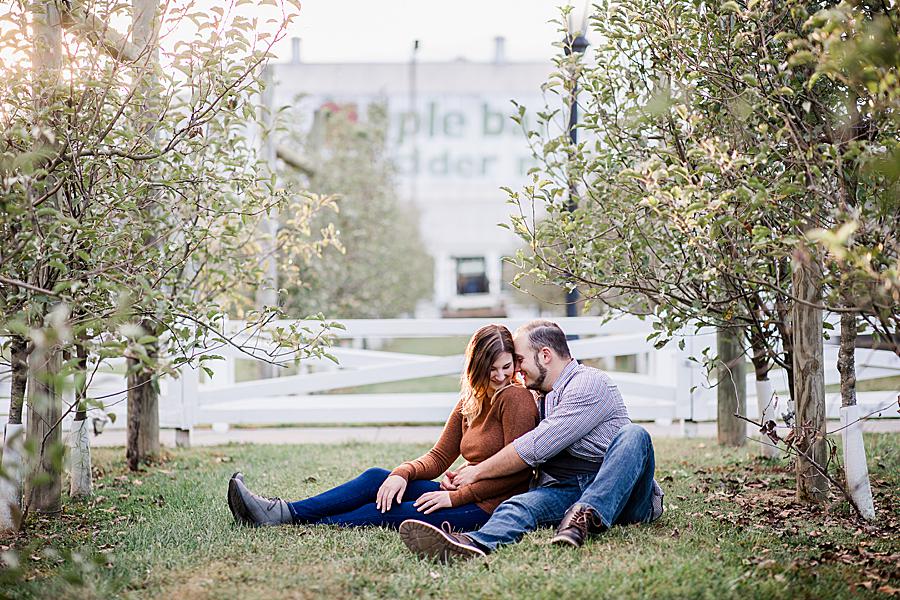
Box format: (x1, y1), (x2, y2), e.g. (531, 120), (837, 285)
(455, 257), (489, 295)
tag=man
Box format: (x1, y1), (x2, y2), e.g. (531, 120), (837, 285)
(398, 320), (664, 563)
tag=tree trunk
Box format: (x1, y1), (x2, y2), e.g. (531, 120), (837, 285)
(69, 342), (92, 497)
(9, 336), (28, 425)
(717, 326), (746, 447)
(125, 0), (160, 470)
(126, 353), (159, 471)
(838, 314), (875, 519)
(838, 313), (857, 409)
(3, 336), (31, 527)
(749, 331), (778, 458)
(124, 1), (162, 472)
(774, 299), (796, 407)
(25, 348), (62, 514)
(792, 253), (827, 503)
(774, 257), (796, 406)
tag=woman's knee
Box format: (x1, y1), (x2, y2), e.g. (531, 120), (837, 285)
(359, 467), (391, 482)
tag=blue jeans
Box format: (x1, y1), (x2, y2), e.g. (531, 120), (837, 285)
(287, 467), (490, 530)
(468, 423), (656, 552)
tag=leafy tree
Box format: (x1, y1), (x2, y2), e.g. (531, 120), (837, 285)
(509, 0), (897, 507)
(0, 0), (337, 524)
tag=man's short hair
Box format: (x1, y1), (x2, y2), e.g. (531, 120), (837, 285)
(515, 320), (571, 359)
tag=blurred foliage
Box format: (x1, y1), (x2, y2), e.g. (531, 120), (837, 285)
(278, 103), (433, 318)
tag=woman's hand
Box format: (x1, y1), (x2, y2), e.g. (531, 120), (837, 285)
(375, 475), (407, 513)
(414, 491), (452, 514)
(439, 469), (458, 491)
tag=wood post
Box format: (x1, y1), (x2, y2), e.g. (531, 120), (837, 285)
(174, 428), (191, 448)
(792, 253), (827, 502)
(717, 327), (746, 446)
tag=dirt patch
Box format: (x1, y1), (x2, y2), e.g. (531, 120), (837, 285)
(685, 458), (899, 594)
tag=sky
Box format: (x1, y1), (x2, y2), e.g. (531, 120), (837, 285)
(0, 1), (592, 72)
(267, 0), (589, 64)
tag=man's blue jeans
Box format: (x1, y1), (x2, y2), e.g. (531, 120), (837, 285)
(468, 423), (656, 552)
(287, 467), (490, 529)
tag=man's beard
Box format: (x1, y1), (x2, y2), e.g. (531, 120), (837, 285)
(525, 355), (548, 391)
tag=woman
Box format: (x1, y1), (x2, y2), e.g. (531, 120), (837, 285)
(227, 324), (538, 530)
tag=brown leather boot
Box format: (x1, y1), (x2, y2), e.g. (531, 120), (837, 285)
(551, 503), (605, 547)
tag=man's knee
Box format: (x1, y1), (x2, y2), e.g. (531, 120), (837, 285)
(617, 424), (651, 447)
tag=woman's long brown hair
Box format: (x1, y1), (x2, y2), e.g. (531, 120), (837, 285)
(459, 324), (515, 424)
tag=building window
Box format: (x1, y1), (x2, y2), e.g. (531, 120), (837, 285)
(456, 257), (489, 295)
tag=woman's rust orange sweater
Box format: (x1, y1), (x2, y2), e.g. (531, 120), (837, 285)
(390, 384), (539, 513)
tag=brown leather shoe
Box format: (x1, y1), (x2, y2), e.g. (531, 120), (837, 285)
(551, 503), (605, 548)
(399, 519), (486, 564)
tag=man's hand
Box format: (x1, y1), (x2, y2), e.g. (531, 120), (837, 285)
(414, 491), (452, 514)
(375, 475), (407, 513)
(453, 445), (529, 486)
(452, 463), (482, 488)
(439, 469), (459, 491)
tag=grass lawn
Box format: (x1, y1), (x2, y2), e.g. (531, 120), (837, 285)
(2, 435), (898, 599)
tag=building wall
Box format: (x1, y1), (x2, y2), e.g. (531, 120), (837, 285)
(270, 60), (553, 315)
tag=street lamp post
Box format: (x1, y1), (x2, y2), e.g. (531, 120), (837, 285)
(564, 32), (588, 319)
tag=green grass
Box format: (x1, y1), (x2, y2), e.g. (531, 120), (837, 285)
(380, 337), (471, 356)
(4, 436), (897, 599)
(826, 374), (900, 393)
(230, 337), (470, 391)
(323, 375), (460, 395)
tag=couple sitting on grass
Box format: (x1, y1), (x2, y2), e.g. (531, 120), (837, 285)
(227, 320), (664, 563)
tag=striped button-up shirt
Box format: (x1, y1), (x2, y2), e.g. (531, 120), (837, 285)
(512, 360), (631, 467)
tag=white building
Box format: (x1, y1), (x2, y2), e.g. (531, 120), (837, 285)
(269, 40), (553, 317)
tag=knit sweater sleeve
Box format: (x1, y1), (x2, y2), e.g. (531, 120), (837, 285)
(448, 387), (538, 507)
(390, 399), (463, 482)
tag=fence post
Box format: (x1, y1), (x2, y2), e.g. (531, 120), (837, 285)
(674, 332), (697, 436)
(175, 363), (199, 448)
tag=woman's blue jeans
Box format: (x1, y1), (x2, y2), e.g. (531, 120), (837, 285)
(287, 467), (490, 530)
(468, 423), (656, 552)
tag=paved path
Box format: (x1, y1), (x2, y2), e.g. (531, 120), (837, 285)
(90, 419), (900, 448)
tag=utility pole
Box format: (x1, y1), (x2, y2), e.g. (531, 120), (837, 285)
(255, 65), (280, 380)
(564, 31), (588, 320)
(409, 39), (420, 205)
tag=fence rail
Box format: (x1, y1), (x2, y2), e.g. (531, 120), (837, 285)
(1, 317), (898, 444)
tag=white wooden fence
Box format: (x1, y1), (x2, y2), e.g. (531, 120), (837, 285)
(1, 317), (898, 442)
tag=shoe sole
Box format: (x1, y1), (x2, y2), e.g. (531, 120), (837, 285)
(549, 533), (582, 547)
(398, 520), (485, 564)
(228, 473), (256, 527)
